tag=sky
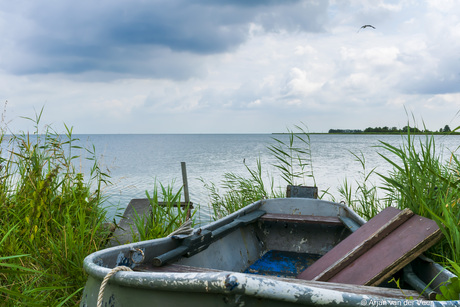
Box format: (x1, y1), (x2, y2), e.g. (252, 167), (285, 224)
(1, 0), (460, 134)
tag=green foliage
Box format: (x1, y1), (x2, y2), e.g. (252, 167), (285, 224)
(437, 277), (460, 301)
(130, 181), (195, 241)
(201, 159), (280, 220)
(436, 260), (460, 301)
(0, 109), (111, 306)
(0, 226), (41, 305)
(330, 125), (457, 134)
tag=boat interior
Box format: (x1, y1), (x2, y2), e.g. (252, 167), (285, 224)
(93, 198), (451, 301)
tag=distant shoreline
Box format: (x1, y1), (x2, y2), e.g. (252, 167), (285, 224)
(272, 132), (460, 135)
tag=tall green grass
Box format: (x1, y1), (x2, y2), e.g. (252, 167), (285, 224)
(0, 110), (111, 306)
(130, 180), (195, 241)
(201, 159), (279, 219)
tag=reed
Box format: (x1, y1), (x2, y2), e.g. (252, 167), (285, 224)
(267, 124), (316, 186)
(200, 159), (278, 220)
(337, 152), (388, 220)
(0, 226), (40, 305)
(0, 110), (111, 306)
(130, 180), (195, 241)
(202, 125), (315, 220)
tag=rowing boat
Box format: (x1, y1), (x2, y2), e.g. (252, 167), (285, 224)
(80, 198), (456, 306)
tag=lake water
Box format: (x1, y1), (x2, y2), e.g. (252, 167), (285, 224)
(69, 133), (460, 223)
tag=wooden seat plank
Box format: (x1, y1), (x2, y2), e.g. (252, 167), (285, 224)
(297, 207), (404, 280)
(297, 207), (442, 287)
(260, 213), (342, 225)
(329, 214), (442, 286)
(311, 208), (414, 282)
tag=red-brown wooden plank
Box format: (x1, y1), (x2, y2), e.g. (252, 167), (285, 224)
(260, 213), (342, 225)
(328, 214), (442, 286)
(311, 208), (414, 282)
(297, 207), (404, 280)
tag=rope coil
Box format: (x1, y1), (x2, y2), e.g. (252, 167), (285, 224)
(97, 266), (132, 307)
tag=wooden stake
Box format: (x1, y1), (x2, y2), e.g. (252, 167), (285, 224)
(181, 162), (191, 219)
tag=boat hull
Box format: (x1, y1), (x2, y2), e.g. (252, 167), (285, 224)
(80, 198), (458, 306)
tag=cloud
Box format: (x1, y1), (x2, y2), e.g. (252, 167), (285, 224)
(281, 67), (323, 100)
(0, 0), (328, 79)
(393, 5), (460, 95)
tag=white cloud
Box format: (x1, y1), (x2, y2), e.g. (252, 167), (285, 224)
(294, 45), (317, 56)
(282, 67), (323, 99)
(427, 0), (457, 12)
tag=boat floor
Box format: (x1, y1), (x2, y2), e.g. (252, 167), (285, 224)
(243, 250), (321, 278)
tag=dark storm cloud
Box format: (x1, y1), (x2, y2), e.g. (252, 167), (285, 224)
(198, 0), (299, 7)
(2, 0), (328, 78)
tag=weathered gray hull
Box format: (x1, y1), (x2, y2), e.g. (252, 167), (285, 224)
(81, 198), (459, 306)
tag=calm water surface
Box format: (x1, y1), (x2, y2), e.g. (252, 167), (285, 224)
(72, 134), (460, 222)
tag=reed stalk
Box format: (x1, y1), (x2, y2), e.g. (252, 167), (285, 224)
(0, 109), (111, 306)
(267, 124), (316, 186)
(200, 158), (277, 220)
(202, 125), (315, 220)
(337, 152), (387, 220)
(130, 180), (195, 241)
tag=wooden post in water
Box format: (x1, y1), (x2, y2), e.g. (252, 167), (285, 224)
(181, 162), (191, 219)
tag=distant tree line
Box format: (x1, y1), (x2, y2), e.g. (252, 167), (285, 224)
(328, 125), (454, 134)
(328, 129), (364, 134)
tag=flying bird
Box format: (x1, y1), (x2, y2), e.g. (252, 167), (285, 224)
(357, 25), (376, 32)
